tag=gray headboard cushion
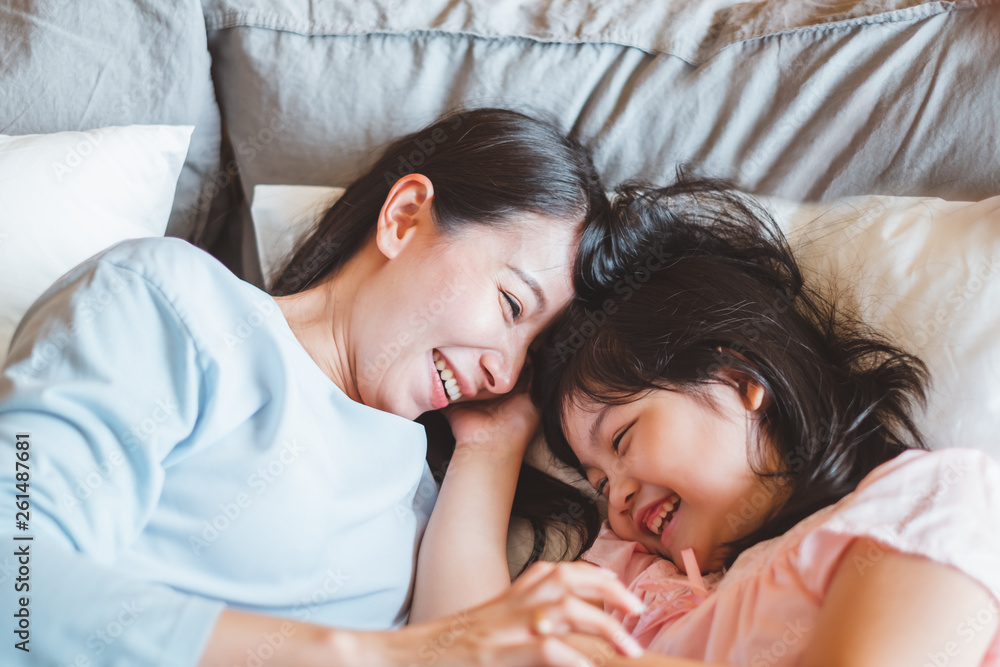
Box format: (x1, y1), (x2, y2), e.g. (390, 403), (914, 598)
(202, 0), (999, 280)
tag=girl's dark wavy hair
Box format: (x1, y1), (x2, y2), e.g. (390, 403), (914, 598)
(270, 107), (611, 572)
(532, 178), (930, 567)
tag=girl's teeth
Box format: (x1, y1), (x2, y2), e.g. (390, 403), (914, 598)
(435, 360), (446, 371)
(440, 368), (454, 380)
(649, 495), (682, 535)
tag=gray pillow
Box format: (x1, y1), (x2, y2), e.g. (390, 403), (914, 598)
(204, 0), (998, 206)
(0, 0), (222, 245)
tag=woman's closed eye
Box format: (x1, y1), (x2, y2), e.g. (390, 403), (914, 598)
(501, 289), (522, 321)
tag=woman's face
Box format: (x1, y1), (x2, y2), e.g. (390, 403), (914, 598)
(561, 381), (782, 573)
(355, 203), (578, 420)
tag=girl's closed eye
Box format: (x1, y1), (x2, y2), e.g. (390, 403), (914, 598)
(588, 421), (634, 497)
(612, 421), (634, 454)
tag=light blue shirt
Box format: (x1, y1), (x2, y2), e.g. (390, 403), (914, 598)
(0, 238), (438, 666)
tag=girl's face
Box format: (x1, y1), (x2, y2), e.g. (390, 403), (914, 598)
(356, 190), (577, 420)
(562, 379), (783, 573)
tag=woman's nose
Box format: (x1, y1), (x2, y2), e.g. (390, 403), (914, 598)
(480, 350), (519, 395)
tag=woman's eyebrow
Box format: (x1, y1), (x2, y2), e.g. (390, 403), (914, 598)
(506, 264), (547, 313)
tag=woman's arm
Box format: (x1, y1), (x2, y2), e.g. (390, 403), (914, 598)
(199, 562), (648, 667)
(564, 636), (721, 666)
(801, 537), (999, 667)
(410, 393), (538, 622)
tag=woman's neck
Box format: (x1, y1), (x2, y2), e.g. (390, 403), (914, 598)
(273, 267), (361, 404)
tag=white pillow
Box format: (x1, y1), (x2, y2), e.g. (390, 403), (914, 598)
(0, 125), (194, 365)
(764, 195), (1000, 458)
(250, 184), (345, 289)
(252, 184), (1000, 459)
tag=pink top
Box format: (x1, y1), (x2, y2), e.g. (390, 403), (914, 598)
(583, 448), (1000, 665)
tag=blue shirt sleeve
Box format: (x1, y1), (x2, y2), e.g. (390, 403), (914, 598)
(0, 256), (225, 666)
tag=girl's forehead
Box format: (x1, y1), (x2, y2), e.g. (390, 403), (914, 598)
(562, 394), (614, 443)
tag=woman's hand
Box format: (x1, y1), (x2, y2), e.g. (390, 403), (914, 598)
(402, 561), (645, 667)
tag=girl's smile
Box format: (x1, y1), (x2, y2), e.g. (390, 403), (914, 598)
(562, 377), (784, 572)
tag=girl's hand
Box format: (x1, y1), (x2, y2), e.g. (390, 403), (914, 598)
(405, 561), (645, 667)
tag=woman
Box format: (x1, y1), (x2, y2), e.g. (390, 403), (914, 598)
(0, 109), (644, 667)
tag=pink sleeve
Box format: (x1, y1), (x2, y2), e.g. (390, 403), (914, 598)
(582, 523), (723, 648)
(796, 449), (1000, 663)
(798, 449), (1000, 602)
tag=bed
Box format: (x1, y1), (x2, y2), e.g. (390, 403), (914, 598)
(2, 0), (999, 656)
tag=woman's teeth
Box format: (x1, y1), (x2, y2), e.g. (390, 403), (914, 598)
(433, 350), (463, 402)
(649, 493), (681, 535)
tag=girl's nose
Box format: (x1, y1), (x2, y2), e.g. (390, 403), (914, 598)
(611, 477), (639, 515)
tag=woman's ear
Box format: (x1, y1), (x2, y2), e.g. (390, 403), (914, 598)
(737, 376), (768, 412)
(376, 174), (435, 260)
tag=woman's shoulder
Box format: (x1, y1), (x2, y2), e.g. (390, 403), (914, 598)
(89, 237), (238, 291)
(10, 238), (274, 365)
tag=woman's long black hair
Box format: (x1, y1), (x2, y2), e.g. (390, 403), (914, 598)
(533, 178), (930, 567)
(270, 108), (610, 572)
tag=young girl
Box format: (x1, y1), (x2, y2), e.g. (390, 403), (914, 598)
(532, 180), (1000, 666)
